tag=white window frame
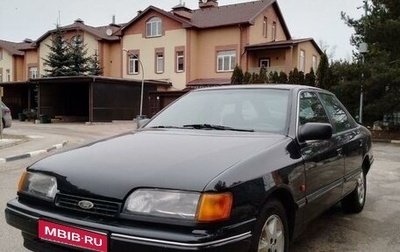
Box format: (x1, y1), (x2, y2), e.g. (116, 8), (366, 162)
(176, 51), (184, 72)
(217, 50), (236, 72)
(262, 17), (268, 38)
(146, 17), (162, 37)
(156, 52), (164, 74)
(312, 55), (317, 70)
(128, 54), (139, 75)
(299, 50), (305, 72)
(260, 59), (270, 68)
(29, 67), (38, 79)
(272, 21), (276, 40)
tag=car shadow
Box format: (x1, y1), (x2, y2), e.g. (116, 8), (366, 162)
(291, 203), (346, 251)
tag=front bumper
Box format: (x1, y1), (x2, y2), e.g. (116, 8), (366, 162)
(5, 198), (254, 252)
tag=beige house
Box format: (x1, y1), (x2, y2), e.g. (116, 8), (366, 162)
(0, 39), (36, 83)
(120, 0), (321, 89)
(34, 19), (123, 78)
(0, 0), (321, 89)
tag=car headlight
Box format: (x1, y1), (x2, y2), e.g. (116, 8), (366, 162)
(123, 189), (233, 222)
(18, 172), (58, 201)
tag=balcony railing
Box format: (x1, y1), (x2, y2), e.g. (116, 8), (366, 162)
(248, 66), (286, 75)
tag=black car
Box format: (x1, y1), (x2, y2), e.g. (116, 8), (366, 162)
(5, 85), (373, 252)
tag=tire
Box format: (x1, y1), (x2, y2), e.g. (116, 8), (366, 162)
(250, 199), (289, 252)
(341, 169), (366, 213)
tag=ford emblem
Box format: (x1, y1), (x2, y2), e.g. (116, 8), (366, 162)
(78, 200), (94, 210)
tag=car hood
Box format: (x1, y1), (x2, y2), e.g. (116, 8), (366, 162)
(30, 129), (287, 200)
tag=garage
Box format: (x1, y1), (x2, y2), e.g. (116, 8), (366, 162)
(1, 76), (170, 122)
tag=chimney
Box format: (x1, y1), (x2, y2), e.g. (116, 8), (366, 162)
(74, 18), (84, 24)
(112, 15), (116, 24)
(172, 2), (193, 20)
(199, 0), (218, 9)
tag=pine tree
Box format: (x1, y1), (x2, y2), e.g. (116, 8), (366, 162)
(316, 52), (329, 89)
(243, 72), (252, 84)
(43, 25), (72, 77)
(87, 54), (103, 76)
(259, 66), (268, 83)
(342, 0), (400, 123)
(68, 34), (90, 76)
(305, 68), (316, 86)
(231, 65), (244, 84)
(277, 71), (288, 84)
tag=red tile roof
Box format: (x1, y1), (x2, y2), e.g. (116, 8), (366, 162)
(0, 39), (34, 56)
(121, 0), (290, 39)
(191, 0), (273, 27)
(35, 20), (124, 45)
(246, 38), (323, 54)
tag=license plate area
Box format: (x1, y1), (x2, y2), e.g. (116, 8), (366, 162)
(38, 219), (108, 252)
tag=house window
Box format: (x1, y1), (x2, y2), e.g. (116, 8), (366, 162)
(70, 35), (82, 46)
(128, 54), (139, 75)
(176, 51), (184, 72)
(29, 67), (38, 79)
(156, 52), (164, 74)
(146, 17), (162, 37)
(0, 49), (2, 60)
(217, 50), (236, 72)
(312, 55), (317, 70)
(272, 21), (277, 40)
(299, 50), (305, 72)
(263, 17), (268, 38)
(6, 69), (10, 82)
(260, 59), (270, 68)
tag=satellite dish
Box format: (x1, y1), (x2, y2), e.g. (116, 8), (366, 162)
(106, 28), (113, 36)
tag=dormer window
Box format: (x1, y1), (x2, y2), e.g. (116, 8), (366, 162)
(146, 17), (162, 37)
(71, 35), (83, 46)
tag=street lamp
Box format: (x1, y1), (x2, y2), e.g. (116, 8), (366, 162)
(123, 49), (145, 117)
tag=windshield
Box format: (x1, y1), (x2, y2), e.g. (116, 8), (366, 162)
(146, 88), (290, 133)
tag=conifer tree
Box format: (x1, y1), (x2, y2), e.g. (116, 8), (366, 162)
(87, 54), (103, 76)
(231, 65), (244, 84)
(68, 34), (90, 76)
(43, 25), (72, 77)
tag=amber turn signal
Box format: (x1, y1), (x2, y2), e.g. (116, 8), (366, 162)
(196, 193), (233, 222)
(17, 171), (28, 192)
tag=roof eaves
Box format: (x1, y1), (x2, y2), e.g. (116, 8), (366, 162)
(121, 5), (194, 33)
(248, 0), (275, 26)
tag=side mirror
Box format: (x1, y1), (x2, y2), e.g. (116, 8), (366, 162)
(135, 115), (150, 129)
(298, 122), (332, 142)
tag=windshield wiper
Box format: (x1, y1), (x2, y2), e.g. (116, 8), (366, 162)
(148, 125), (184, 129)
(183, 124), (254, 132)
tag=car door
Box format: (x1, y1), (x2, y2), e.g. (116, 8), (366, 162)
(318, 92), (364, 196)
(298, 91), (345, 224)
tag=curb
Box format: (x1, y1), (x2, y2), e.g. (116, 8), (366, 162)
(0, 140), (68, 163)
(372, 139), (400, 144)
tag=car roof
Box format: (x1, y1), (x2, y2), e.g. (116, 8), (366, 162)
(193, 84), (324, 92)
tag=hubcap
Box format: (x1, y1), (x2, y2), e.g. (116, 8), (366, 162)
(357, 172), (365, 205)
(258, 214), (285, 252)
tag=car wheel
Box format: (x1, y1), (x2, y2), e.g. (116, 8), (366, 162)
(341, 170), (366, 213)
(250, 199), (289, 252)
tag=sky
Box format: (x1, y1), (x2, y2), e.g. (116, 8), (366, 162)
(0, 0), (364, 61)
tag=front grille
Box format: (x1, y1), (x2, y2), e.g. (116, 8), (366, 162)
(55, 194), (121, 217)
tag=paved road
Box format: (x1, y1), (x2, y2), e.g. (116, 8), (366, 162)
(1, 122), (399, 251)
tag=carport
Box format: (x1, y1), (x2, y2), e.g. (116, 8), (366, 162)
(29, 76), (170, 122)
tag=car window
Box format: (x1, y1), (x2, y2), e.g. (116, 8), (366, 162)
(298, 91), (330, 126)
(319, 93), (356, 133)
(146, 89), (290, 133)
